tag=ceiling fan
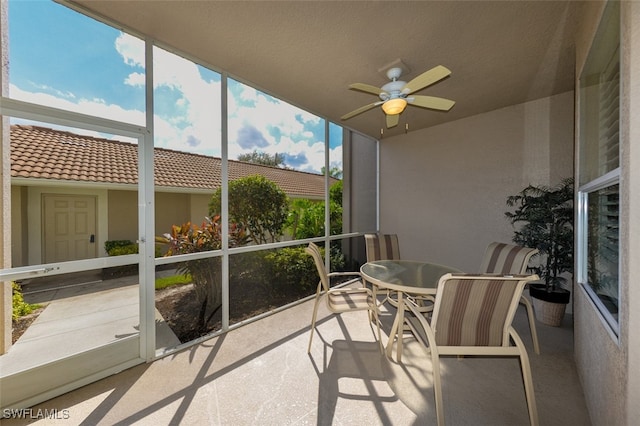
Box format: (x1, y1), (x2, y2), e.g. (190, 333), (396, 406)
(341, 65), (455, 129)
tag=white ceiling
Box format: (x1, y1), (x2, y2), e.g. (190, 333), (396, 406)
(68, 1), (584, 140)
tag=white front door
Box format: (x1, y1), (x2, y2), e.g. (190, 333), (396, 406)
(43, 194), (97, 263)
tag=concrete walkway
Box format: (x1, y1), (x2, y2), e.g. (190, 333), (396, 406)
(2, 271), (180, 376)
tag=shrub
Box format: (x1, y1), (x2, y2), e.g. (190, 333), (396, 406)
(107, 244), (138, 256)
(209, 175), (289, 244)
(105, 240), (135, 254)
(159, 216), (249, 331)
(12, 282), (40, 320)
(263, 245), (347, 296)
(264, 247), (318, 294)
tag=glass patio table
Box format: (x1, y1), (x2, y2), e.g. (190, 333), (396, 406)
(360, 259), (461, 361)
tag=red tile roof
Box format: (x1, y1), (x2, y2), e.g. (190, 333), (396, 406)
(10, 125), (335, 199)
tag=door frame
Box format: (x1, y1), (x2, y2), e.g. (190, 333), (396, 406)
(0, 99), (155, 410)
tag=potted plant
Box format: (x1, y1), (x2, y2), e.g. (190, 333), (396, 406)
(505, 177), (574, 326)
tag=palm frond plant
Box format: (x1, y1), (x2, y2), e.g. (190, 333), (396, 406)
(505, 178), (574, 326)
(505, 177), (574, 293)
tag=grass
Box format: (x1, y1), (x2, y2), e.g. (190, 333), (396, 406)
(155, 274), (192, 290)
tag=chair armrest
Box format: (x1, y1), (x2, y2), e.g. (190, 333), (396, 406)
(327, 271), (362, 278)
(327, 271), (364, 288)
(405, 298), (439, 356)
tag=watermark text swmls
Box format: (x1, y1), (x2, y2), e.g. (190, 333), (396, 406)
(3, 408), (70, 420)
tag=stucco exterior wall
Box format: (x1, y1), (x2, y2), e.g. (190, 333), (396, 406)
(573, 1), (640, 425)
(624, 3), (640, 421)
(108, 190), (211, 244)
(10, 186), (27, 266)
(156, 192), (192, 237)
(189, 194), (211, 225)
(379, 91), (574, 273)
(107, 190), (138, 242)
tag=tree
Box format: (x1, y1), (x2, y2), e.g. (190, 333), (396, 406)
(209, 175), (289, 244)
(321, 166), (343, 179)
(237, 150), (287, 168)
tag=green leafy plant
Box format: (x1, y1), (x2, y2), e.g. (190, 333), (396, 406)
(106, 244), (138, 256)
(263, 247), (318, 295)
(263, 244), (347, 295)
(158, 216), (249, 331)
(209, 175), (289, 245)
(105, 240), (136, 254)
(505, 177), (574, 292)
(287, 180), (344, 239)
(12, 282), (41, 320)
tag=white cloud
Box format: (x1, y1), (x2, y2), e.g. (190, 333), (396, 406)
(10, 84), (145, 127)
(115, 33), (145, 68)
(13, 31), (338, 174)
(226, 82), (330, 172)
(124, 72), (145, 87)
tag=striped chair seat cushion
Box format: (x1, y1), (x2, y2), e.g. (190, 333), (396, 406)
(327, 288), (374, 312)
(434, 277), (519, 346)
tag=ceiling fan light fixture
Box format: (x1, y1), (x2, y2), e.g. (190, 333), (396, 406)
(382, 98), (407, 115)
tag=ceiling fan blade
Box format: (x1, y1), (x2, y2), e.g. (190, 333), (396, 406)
(408, 95), (456, 111)
(341, 102), (381, 120)
(402, 65), (451, 95)
(349, 83), (385, 96)
(386, 113), (400, 128)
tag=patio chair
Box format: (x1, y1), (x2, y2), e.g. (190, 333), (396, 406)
(479, 242), (540, 354)
(404, 273), (540, 426)
(364, 233), (434, 312)
(305, 242), (383, 354)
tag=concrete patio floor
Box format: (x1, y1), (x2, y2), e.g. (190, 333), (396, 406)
(3, 284), (590, 425)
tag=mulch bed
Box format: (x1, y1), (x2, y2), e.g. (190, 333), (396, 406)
(12, 307), (45, 344)
(155, 283), (308, 342)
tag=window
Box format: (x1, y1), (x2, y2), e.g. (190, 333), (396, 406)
(577, 0), (620, 336)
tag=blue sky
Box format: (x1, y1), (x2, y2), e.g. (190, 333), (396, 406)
(8, 0), (343, 174)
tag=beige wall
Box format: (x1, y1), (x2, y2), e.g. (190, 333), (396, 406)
(379, 91), (574, 273)
(573, 1), (640, 425)
(625, 2), (640, 421)
(9, 186), (27, 266)
(107, 190), (138, 242)
(107, 190), (212, 244)
(156, 192), (191, 236)
(189, 194), (212, 225)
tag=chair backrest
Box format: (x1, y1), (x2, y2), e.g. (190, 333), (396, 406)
(431, 273), (536, 347)
(479, 242), (538, 275)
(364, 233), (401, 262)
(306, 242), (330, 292)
